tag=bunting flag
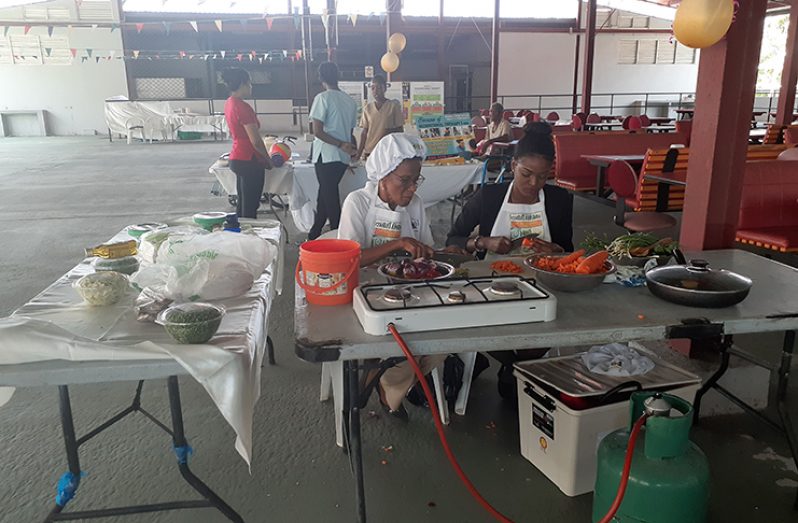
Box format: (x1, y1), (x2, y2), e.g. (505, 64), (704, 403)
(44, 47), (52, 57)
(132, 50), (140, 58)
(110, 24), (119, 33)
(163, 22), (171, 35)
(109, 49), (116, 59)
(86, 48), (93, 58)
(70, 48), (78, 57)
(379, 13), (386, 25)
(215, 20), (223, 32)
(265, 18), (273, 30)
(236, 53), (243, 62)
(293, 13), (300, 30)
(91, 24), (98, 30)
(95, 56), (100, 63)
(3, 27), (9, 37)
(230, 1), (236, 7)
(75, 0), (83, 8)
(220, 50), (226, 58)
(190, 21), (198, 32)
(203, 54), (210, 60)
(349, 14), (357, 27)
(81, 56), (87, 63)
(258, 57), (263, 64)
(179, 50), (186, 58)
(250, 50), (256, 59)
(321, 14), (329, 30)
(23, 25), (31, 35)
(135, 23), (144, 33)
(47, 26), (54, 37)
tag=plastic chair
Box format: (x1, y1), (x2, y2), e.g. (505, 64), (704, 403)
(777, 147), (798, 161)
(124, 116), (145, 144)
(471, 115), (486, 127)
(480, 109), (490, 117)
(675, 120), (693, 146)
(546, 111), (560, 122)
(502, 110), (514, 120)
(571, 113), (586, 131)
(586, 113), (601, 124)
(639, 114), (651, 127)
(606, 161), (677, 233)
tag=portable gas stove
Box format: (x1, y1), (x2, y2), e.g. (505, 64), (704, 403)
(352, 276), (557, 335)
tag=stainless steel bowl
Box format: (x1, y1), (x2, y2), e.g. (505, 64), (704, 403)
(524, 254), (616, 292)
(377, 261), (455, 283)
(645, 259), (752, 308)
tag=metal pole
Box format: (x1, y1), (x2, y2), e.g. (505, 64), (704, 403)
(571, 1), (583, 115)
(490, 0), (500, 103)
(345, 361), (366, 522)
(580, 0), (597, 114)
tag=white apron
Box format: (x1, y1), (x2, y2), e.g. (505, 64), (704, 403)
(363, 183), (419, 247)
(490, 182), (551, 242)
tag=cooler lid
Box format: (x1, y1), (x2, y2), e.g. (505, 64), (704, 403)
(513, 353), (701, 398)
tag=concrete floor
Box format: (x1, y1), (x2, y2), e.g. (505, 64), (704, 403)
(0, 136), (797, 523)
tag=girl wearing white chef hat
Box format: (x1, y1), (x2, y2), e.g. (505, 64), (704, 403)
(338, 133), (435, 267)
(338, 133), (445, 420)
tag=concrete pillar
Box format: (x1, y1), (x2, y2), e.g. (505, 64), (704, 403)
(325, 0), (336, 62)
(580, 0), (597, 114)
(775, 3), (798, 126)
(679, 0), (768, 250)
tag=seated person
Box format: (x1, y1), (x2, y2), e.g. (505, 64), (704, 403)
(446, 122), (574, 399)
(472, 102), (512, 156)
(339, 133), (444, 419)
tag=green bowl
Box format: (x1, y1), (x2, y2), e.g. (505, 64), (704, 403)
(193, 212), (228, 231)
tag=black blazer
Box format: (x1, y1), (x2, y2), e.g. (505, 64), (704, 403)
(446, 183), (574, 254)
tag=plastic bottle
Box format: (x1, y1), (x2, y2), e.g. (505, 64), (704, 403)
(85, 240), (138, 259)
(223, 213), (241, 233)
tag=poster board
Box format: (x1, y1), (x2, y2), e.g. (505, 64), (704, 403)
(409, 81), (445, 124)
(416, 113), (472, 160)
(339, 81), (367, 121)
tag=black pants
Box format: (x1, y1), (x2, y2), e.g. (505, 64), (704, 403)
(309, 161), (347, 240)
(229, 159), (265, 219)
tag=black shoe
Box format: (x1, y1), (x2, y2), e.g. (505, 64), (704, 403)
(378, 385), (409, 422)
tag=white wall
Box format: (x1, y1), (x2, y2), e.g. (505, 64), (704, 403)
(0, 28), (128, 136)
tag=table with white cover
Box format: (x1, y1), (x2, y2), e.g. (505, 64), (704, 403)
(289, 162), (483, 233)
(0, 218), (283, 522)
(294, 250), (798, 522)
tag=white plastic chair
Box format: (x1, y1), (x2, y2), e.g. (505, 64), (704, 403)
(124, 116), (145, 144)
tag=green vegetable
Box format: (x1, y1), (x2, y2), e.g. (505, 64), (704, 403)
(605, 233), (678, 258)
(580, 232), (612, 254)
(162, 308), (222, 344)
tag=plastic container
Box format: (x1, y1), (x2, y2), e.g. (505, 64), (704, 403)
(127, 223), (167, 239)
(94, 256), (140, 275)
(296, 239), (361, 306)
(156, 302), (225, 344)
(74, 271), (129, 306)
(193, 212), (228, 231)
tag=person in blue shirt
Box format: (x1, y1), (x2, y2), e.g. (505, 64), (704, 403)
(307, 62), (359, 240)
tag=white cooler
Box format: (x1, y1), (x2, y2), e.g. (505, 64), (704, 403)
(513, 353), (701, 497)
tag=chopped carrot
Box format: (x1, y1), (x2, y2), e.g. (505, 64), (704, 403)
(491, 260), (524, 274)
(575, 251), (609, 274)
(554, 249), (585, 267)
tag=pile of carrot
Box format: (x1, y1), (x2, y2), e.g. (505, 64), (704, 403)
(490, 260), (524, 274)
(534, 249), (610, 275)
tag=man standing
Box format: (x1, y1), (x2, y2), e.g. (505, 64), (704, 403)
(357, 75), (404, 160)
(308, 62), (359, 240)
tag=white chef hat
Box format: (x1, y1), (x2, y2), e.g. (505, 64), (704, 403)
(365, 133), (427, 183)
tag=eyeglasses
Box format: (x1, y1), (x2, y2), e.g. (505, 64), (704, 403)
(394, 174), (425, 189)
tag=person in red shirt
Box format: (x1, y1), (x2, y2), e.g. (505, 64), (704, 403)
(222, 68), (272, 218)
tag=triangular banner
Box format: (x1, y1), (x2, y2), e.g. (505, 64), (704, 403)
(3, 27), (9, 37)
(47, 26), (54, 37)
(44, 47), (52, 56)
(109, 49), (116, 59)
(203, 54), (210, 60)
(91, 24), (98, 30)
(321, 14), (329, 29)
(215, 20), (223, 32)
(179, 50), (186, 58)
(349, 14), (358, 27)
(190, 21), (198, 32)
(23, 25), (31, 35)
(135, 23), (144, 33)
(236, 53), (243, 62)
(379, 13), (386, 25)
(265, 17), (274, 30)
(70, 48), (77, 57)
(293, 14), (300, 30)
(110, 23), (119, 33)
(132, 50), (140, 58)
(86, 48), (93, 58)
(220, 50), (226, 58)
(95, 56), (100, 63)
(163, 22), (171, 36)
(81, 56), (87, 63)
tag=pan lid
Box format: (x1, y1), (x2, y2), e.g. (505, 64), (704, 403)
(646, 259), (752, 294)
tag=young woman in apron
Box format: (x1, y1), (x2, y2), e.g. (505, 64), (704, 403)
(338, 133), (444, 420)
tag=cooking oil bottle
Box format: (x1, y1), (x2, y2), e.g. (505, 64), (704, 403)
(85, 240), (138, 259)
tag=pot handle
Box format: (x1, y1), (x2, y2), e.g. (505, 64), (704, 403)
(673, 248), (687, 265)
(597, 380), (643, 405)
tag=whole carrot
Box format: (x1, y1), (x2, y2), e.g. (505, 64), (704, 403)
(575, 251), (609, 274)
(555, 249), (585, 268)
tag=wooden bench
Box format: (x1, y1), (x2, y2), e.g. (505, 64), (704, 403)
(736, 160), (798, 252)
(632, 144), (793, 212)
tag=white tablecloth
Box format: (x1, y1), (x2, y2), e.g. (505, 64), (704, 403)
(289, 162), (483, 233)
(209, 160), (294, 197)
(0, 219), (283, 466)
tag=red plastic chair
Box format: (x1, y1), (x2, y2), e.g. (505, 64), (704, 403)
(622, 115), (642, 131)
(471, 115), (486, 127)
(586, 113), (601, 124)
(529, 112), (541, 122)
(546, 112), (560, 122)
(606, 161), (678, 233)
(480, 109), (490, 117)
(516, 109), (527, 117)
(503, 110), (514, 120)
(571, 113), (586, 131)
(639, 114), (651, 127)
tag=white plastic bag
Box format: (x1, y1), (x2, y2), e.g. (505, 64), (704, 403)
(132, 232), (276, 301)
(581, 343), (655, 377)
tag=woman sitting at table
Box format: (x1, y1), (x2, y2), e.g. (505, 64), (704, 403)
(447, 121), (574, 400)
(338, 133), (444, 420)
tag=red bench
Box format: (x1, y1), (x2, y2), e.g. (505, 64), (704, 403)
(736, 160), (798, 253)
(553, 131), (687, 192)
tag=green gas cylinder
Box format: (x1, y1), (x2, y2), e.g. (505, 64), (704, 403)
(592, 392), (710, 523)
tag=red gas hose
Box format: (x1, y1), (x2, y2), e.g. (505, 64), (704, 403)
(387, 323), (515, 523)
(598, 413), (649, 523)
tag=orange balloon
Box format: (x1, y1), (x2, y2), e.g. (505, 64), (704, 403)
(673, 0), (734, 49)
(380, 52), (399, 73)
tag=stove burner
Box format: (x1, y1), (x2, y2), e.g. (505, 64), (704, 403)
(447, 291), (466, 304)
(489, 281), (520, 296)
(383, 287), (413, 304)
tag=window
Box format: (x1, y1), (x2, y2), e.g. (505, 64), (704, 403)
(123, 0), (289, 14)
(618, 40), (638, 65)
(402, 0), (438, 17)
(675, 43), (696, 65)
(655, 39), (674, 64)
(617, 38), (696, 65)
(1, 34), (72, 65)
(636, 40), (656, 64)
(336, 0), (385, 15)
(500, 0), (578, 19)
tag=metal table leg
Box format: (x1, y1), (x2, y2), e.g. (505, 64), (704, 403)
(774, 331), (797, 509)
(655, 182), (671, 212)
(344, 360), (367, 523)
(43, 378), (244, 522)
